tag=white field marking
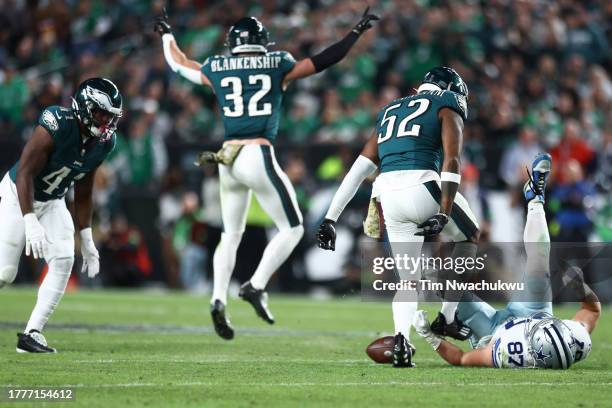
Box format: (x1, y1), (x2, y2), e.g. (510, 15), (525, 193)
(0, 321), (382, 338)
(2, 382), (612, 389)
(72, 358), (441, 364)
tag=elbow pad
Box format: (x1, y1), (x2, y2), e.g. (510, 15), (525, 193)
(162, 34), (203, 85)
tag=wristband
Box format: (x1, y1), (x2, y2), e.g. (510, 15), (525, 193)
(80, 227), (93, 242)
(441, 172), (461, 184)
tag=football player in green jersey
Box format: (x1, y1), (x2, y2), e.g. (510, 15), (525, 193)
(317, 67), (480, 366)
(155, 8), (379, 339)
(0, 78), (122, 353)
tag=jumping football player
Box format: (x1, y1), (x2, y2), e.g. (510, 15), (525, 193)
(414, 153), (599, 369)
(317, 67), (480, 367)
(0, 78), (122, 353)
(155, 9), (379, 339)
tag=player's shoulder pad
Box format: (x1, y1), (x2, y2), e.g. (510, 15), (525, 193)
(268, 50), (295, 62)
(437, 90), (468, 120)
(38, 105), (74, 135)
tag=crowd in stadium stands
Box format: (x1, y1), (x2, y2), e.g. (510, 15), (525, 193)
(0, 0), (610, 293)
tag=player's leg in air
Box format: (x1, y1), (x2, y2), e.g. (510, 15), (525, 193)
(209, 145), (304, 338)
(234, 146), (303, 323)
(209, 160), (252, 340)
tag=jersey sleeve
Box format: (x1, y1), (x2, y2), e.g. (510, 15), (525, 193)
(201, 56), (213, 79)
(38, 106), (64, 140)
(440, 91), (468, 120)
(278, 51), (296, 75)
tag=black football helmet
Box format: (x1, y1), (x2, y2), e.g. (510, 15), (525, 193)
(422, 66), (468, 98)
(72, 77), (123, 140)
(226, 17), (270, 54)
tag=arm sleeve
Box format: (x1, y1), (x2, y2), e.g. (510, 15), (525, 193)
(162, 34), (203, 85)
(311, 32), (359, 73)
(325, 155), (378, 222)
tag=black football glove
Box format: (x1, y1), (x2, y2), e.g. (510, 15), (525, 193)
(317, 219), (337, 251)
(352, 6), (380, 35)
(415, 213), (449, 237)
(154, 8), (172, 36)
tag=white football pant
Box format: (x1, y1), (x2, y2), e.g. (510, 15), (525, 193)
(212, 145), (304, 304)
(0, 173), (75, 333)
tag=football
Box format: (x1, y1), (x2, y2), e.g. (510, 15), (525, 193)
(365, 336), (394, 364)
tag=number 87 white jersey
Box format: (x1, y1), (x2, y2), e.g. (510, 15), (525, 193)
(491, 317), (535, 369)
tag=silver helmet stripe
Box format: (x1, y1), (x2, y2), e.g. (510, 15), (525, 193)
(544, 326), (570, 369)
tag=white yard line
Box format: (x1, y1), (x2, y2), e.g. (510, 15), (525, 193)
(2, 382), (611, 388)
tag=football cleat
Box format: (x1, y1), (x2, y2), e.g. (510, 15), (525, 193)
(430, 312), (472, 341)
(16, 330), (56, 353)
(524, 153), (552, 203)
(210, 300), (235, 340)
(392, 332), (415, 367)
(239, 282), (275, 324)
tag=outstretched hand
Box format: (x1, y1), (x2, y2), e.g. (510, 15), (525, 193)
(154, 8), (172, 36)
(352, 6), (380, 35)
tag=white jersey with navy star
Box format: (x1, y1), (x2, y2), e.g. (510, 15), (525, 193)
(491, 317), (540, 369)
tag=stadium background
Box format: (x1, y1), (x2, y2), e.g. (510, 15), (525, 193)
(0, 0), (610, 295)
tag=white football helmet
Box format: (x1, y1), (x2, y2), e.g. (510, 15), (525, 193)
(563, 319), (592, 363)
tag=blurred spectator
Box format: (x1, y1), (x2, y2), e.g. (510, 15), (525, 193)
(550, 160), (597, 242)
(172, 192), (208, 291)
(499, 126), (542, 188)
(100, 215), (152, 287)
(550, 120), (596, 184)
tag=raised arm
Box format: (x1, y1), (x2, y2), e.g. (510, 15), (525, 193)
(283, 7), (379, 87)
(154, 11), (212, 87)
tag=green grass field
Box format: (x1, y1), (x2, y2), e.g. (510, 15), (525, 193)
(0, 287), (610, 407)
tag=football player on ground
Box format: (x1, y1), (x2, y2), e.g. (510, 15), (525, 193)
(413, 153), (600, 369)
(317, 67), (480, 367)
(0, 78), (122, 353)
(155, 9), (379, 339)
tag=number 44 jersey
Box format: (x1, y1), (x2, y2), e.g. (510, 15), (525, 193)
(9, 105), (116, 202)
(201, 51), (296, 143)
(376, 89), (468, 174)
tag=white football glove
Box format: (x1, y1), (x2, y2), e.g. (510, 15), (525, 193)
(413, 310), (443, 350)
(24, 213), (49, 259)
(80, 228), (100, 278)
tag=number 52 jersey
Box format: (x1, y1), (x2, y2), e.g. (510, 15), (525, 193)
(376, 89), (468, 174)
(201, 51), (296, 143)
(9, 105), (115, 202)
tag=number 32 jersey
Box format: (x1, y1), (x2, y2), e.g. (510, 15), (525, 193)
(201, 51), (296, 142)
(376, 90), (467, 174)
(491, 318), (534, 369)
(9, 105), (115, 202)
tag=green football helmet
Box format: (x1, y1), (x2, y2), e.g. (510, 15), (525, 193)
(72, 77), (123, 140)
(422, 66), (469, 98)
(226, 17), (270, 54)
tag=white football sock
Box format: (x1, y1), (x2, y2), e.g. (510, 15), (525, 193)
(250, 225), (304, 290)
(392, 300), (416, 341)
(525, 201), (549, 243)
(25, 257), (73, 333)
(211, 231), (243, 305)
(440, 241), (478, 323)
(440, 301), (459, 324)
